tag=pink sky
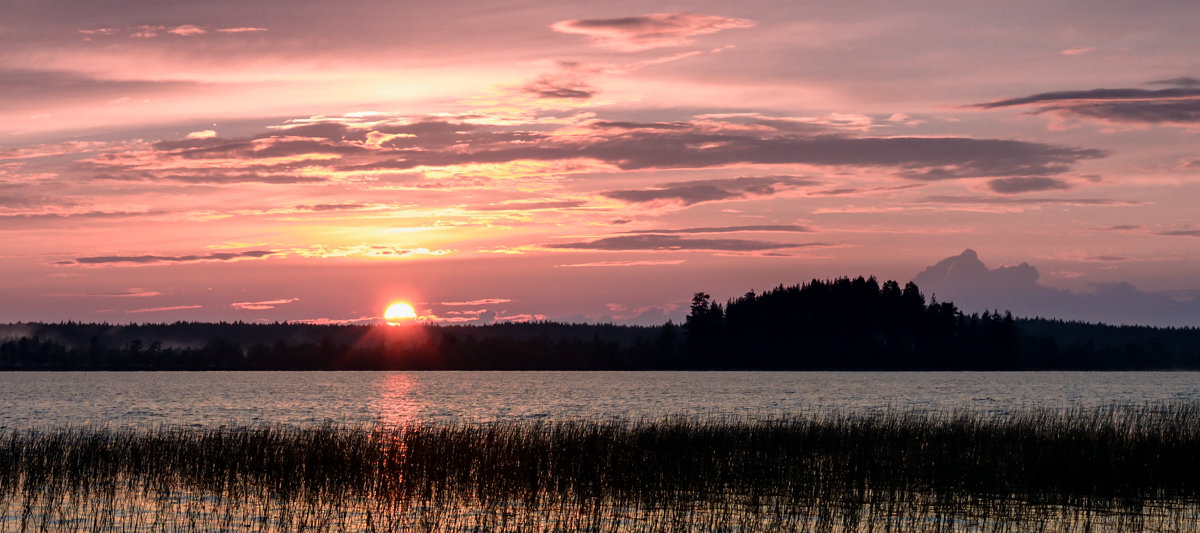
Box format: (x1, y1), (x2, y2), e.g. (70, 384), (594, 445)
(3, 1), (1200, 326)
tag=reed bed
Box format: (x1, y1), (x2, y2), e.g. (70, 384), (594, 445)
(2, 403), (1200, 532)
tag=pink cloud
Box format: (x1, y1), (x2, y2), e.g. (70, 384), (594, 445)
(167, 25), (207, 36)
(493, 313), (547, 322)
(1060, 47), (1096, 56)
(217, 27), (269, 33)
(127, 305), (202, 314)
(551, 13), (755, 51)
(440, 298), (512, 306)
(230, 298), (300, 310)
(556, 260), (686, 268)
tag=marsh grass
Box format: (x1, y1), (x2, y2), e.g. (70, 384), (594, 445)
(2, 403), (1200, 531)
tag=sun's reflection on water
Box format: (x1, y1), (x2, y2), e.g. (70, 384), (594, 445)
(374, 373), (422, 430)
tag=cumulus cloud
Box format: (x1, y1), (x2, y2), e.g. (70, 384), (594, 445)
(546, 234), (827, 252)
(602, 176), (818, 206)
(914, 249), (1200, 327)
(973, 85), (1200, 124)
(71, 250), (276, 265)
(230, 298), (299, 310)
(550, 13), (755, 51)
(987, 177), (1072, 194)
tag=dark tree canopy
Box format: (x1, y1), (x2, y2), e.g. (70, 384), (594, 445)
(1, 277), (1198, 370)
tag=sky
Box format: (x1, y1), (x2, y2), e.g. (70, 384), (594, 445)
(2, 0), (1199, 326)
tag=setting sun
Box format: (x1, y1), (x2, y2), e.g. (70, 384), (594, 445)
(384, 302), (418, 323)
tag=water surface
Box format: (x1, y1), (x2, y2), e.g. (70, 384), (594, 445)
(1, 371), (1197, 429)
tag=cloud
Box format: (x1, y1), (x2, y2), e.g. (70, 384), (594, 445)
(71, 250), (276, 265)
(126, 305), (202, 314)
(624, 224), (811, 234)
(167, 25), (206, 36)
(914, 249), (1200, 327)
(493, 313), (548, 322)
(0, 210), (169, 227)
(186, 130), (217, 139)
(1149, 77), (1200, 87)
(546, 234), (827, 252)
(917, 195), (1132, 206)
(987, 177), (1072, 194)
(470, 200), (586, 211)
(1157, 230), (1200, 237)
(217, 27), (269, 33)
(0, 69), (195, 111)
(440, 298), (512, 306)
(103, 115), (1103, 192)
(52, 288), (162, 298)
(230, 298), (299, 310)
(522, 75), (595, 99)
(556, 259), (686, 268)
(550, 13), (755, 51)
(1060, 46), (1095, 56)
(602, 176), (818, 206)
(287, 244), (451, 259)
(290, 202), (371, 212)
(973, 86), (1200, 124)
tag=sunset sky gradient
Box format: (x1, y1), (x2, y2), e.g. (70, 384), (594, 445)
(3, 1), (1199, 326)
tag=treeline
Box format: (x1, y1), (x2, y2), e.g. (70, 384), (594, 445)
(681, 277), (1200, 369)
(2, 277), (1199, 370)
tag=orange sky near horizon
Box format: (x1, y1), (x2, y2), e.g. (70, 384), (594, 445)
(3, 1), (1200, 326)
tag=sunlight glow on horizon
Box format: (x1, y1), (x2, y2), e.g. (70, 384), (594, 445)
(384, 302), (419, 324)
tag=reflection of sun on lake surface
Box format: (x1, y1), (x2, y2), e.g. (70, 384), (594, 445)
(374, 373), (421, 429)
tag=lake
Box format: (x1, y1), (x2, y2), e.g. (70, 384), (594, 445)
(2, 371), (1198, 429)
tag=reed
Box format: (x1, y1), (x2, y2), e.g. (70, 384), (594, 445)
(2, 402), (1199, 532)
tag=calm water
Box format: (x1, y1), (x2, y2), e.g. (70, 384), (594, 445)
(1, 371), (1198, 429)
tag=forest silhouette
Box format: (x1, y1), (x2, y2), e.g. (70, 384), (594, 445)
(2, 277), (1198, 370)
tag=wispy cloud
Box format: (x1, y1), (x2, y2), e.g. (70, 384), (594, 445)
(556, 259), (686, 268)
(71, 250), (276, 265)
(987, 177), (1072, 194)
(973, 83), (1200, 125)
(603, 176), (818, 207)
(551, 13), (755, 51)
(440, 298), (512, 306)
(1157, 230), (1200, 237)
(89, 115), (1103, 195)
(469, 200), (586, 211)
(216, 27), (268, 33)
(918, 196), (1135, 206)
(546, 234), (827, 252)
(623, 224), (811, 234)
(127, 305), (202, 314)
(230, 298), (299, 310)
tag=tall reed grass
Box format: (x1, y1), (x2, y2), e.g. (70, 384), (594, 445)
(2, 403), (1199, 531)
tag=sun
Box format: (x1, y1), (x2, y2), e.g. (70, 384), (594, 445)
(384, 302), (418, 323)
